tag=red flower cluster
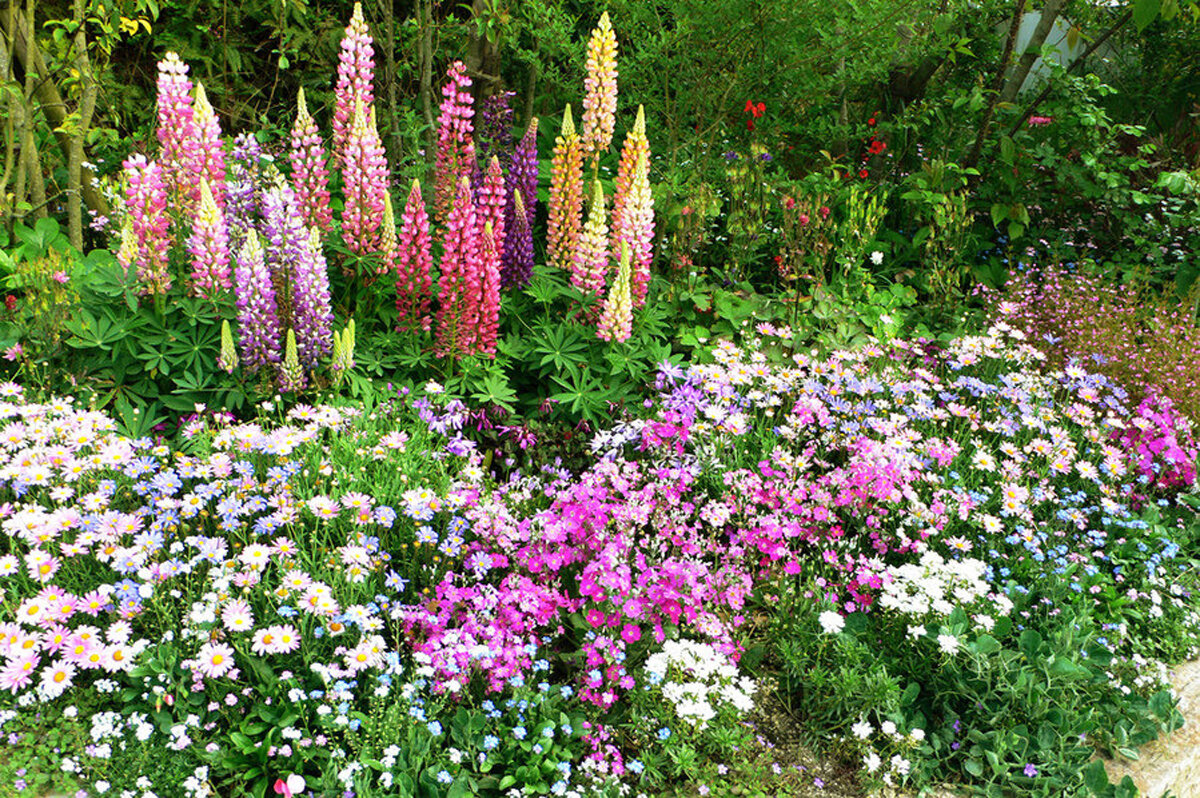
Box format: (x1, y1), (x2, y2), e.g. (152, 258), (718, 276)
(744, 100), (765, 130)
(855, 111), (885, 179)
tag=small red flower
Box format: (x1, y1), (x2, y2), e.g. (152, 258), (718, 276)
(746, 119), (755, 131)
(858, 168), (869, 179)
(4, 296), (15, 312)
(868, 117), (877, 127)
(868, 139), (887, 155)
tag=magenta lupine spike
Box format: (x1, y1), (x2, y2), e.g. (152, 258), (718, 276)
(572, 179), (610, 301)
(435, 177), (480, 359)
(289, 88), (333, 232)
(501, 118), (538, 288)
(332, 2), (376, 167)
(475, 221), (502, 358)
(433, 61), (476, 225)
(477, 156), (507, 257)
(598, 242), (633, 342)
(155, 52), (196, 208)
(611, 106), (655, 307)
(189, 83), (226, 212)
(547, 106), (583, 273)
(187, 178), (232, 298)
(292, 227), (335, 369)
(121, 154), (173, 296)
(234, 230), (282, 373)
(395, 179), (433, 333)
(341, 100), (389, 256)
(581, 12), (618, 162)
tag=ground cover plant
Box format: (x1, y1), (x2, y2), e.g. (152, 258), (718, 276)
(1, 2), (1200, 798)
(1, 318), (1199, 797)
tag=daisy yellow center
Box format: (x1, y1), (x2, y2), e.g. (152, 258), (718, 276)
(54, 671), (68, 683)
(211, 654), (224, 665)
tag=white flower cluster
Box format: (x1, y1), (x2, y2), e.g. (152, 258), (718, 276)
(878, 551), (1010, 619)
(644, 639), (757, 730)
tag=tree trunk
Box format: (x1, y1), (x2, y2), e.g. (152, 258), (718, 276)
(966, 0), (1027, 170)
(418, 0), (435, 167)
(68, 0), (98, 249)
(0, 3), (109, 219)
(1000, 0), (1067, 104)
(377, 0), (402, 165)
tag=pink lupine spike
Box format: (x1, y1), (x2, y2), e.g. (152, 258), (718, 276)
(477, 156), (507, 258)
(581, 12), (618, 162)
(121, 154), (173, 296)
(435, 177), (479, 359)
(395, 179), (433, 334)
(155, 52), (196, 209)
(341, 100), (390, 256)
(547, 105), (583, 273)
(187, 178), (232, 298)
(475, 221), (502, 358)
(433, 61), (476, 226)
(333, 2), (376, 167)
(572, 178), (610, 302)
(611, 106), (655, 307)
(289, 88), (333, 232)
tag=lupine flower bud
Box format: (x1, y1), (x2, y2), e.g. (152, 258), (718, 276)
(122, 154), (173, 296)
(547, 106), (583, 273)
(395, 179), (433, 334)
(433, 61), (476, 225)
(380, 191), (399, 277)
(333, 2), (376, 166)
(598, 242), (633, 342)
(581, 12), (618, 161)
(187, 178), (232, 298)
(278, 329), (306, 393)
(218, 320), (239, 373)
(502, 118), (538, 288)
(190, 83), (226, 212)
(290, 88), (333, 233)
(435, 177), (479, 359)
(234, 230), (281, 373)
(572, 178), (610, 301)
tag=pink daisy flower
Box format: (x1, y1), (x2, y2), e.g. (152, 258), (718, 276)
(195, 641), (236, 679)
(1, 653), (39, 692)
(222, 599), (255, 633)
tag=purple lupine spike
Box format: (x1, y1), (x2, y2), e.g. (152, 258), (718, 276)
(501, 118), (538, 288)
(234, 230), (282, 373)
(504, 191), (535, 290)
(293, 227), (335, 369)
(225, 133), (266, 248)
(259, 182), (306, 331)
(477, 91), (516, 164)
